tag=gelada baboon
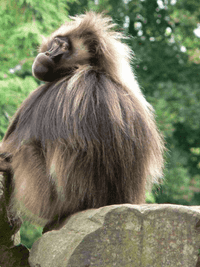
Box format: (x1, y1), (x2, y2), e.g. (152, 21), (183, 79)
(0, 12), (165, 231)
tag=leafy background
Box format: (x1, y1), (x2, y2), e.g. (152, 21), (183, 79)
(0, 0), (200, 248)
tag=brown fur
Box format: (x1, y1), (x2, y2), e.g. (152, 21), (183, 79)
(0, 12), (165, 229)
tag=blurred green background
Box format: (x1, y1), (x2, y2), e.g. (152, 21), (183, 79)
(0, 0), (200, 248)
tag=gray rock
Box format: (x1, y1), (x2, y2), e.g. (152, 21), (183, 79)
(29, 204), (200, 267)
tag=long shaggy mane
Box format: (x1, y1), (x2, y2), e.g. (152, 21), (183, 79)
(2, 12), (165, 225)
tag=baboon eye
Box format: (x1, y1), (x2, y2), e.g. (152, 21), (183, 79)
(53, 38), (68, 51)
(62, 43), (68, 51)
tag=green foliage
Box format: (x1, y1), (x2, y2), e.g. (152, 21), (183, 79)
(0, 77), (38, 139)
(20, 221), (43, 249)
